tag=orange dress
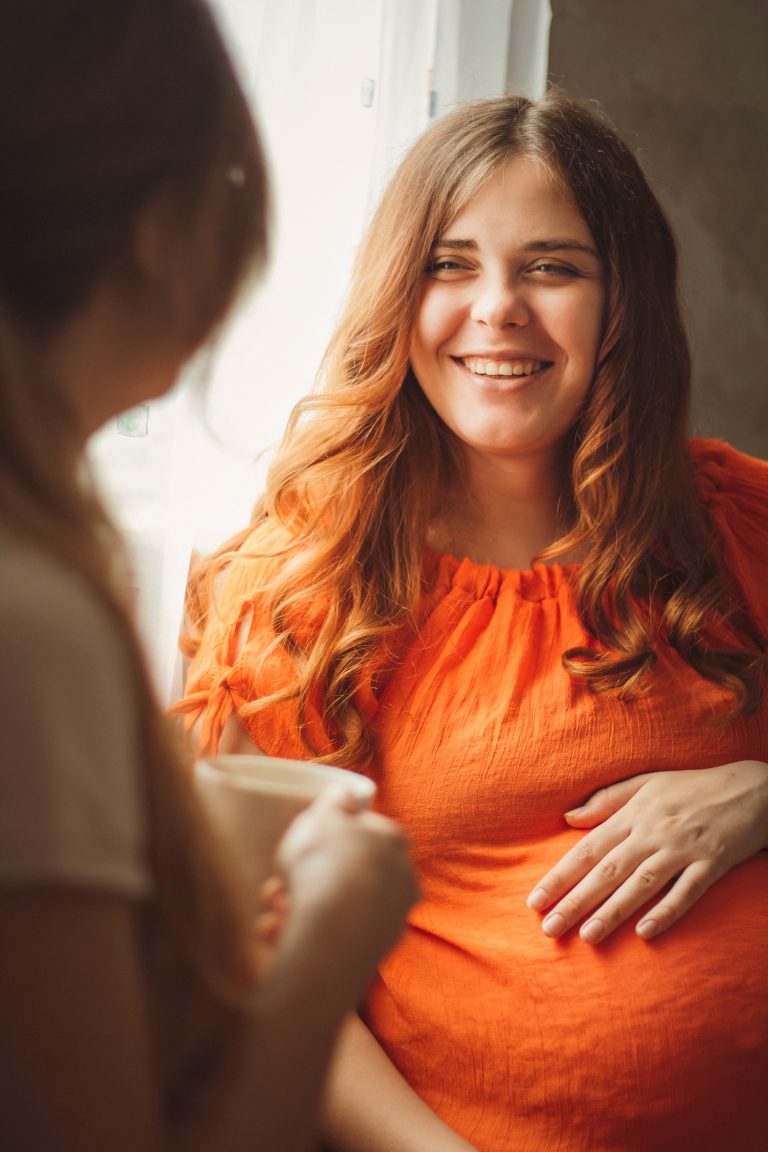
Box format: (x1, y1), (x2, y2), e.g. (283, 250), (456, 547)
(177, 440), (768, 1152)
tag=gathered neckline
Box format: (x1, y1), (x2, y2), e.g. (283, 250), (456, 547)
(423, 546), (580, 603)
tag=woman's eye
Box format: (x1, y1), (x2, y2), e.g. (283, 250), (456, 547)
(531, 262), (580, 277)
(426, 258), (464, 274)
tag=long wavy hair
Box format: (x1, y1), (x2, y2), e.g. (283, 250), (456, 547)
(0, 0), (268, 1000)
(189, 92), (765, 770)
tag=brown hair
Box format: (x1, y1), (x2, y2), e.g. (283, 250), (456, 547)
(189, 92), (764, 770)
(0, 0), (269, 997)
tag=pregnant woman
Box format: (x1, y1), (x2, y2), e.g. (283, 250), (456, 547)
(176, 93), (768, 1151)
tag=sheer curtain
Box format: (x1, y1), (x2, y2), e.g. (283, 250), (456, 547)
(90, 0), (552, 702)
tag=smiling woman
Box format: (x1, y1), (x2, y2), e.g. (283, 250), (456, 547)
(175, 92), (768, 1152)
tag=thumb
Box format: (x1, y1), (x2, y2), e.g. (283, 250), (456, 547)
(564, 774), (649, 827)
(317, 781), (366, 814)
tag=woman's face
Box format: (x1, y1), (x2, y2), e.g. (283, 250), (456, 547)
(409, 156), (605, 470)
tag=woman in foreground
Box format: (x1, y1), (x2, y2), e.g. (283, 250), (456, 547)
(0, 3), (417, 1150)
(178, 93), (768, 1150)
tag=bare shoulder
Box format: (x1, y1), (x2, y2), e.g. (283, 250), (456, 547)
(198, 712), (261, 755)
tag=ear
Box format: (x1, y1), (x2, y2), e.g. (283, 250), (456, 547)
(132, 191), (202, 342)
(133, 190), (175, 285)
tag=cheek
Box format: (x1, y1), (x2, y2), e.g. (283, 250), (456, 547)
(411, 288), (458, 360)
(556, 293), (605, 369)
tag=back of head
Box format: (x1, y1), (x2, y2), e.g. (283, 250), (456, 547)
(0, 0), (268, 339)
(0, 0), (269, 551)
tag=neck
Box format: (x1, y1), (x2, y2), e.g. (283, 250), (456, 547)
(430, 446), (577, 569)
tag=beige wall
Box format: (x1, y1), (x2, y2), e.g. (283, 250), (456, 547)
(547, 0), (768, 458)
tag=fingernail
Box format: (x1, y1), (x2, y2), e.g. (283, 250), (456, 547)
(580, 918), (606, 944)
(542, 912), (567, 937)
(564, 806), (584, 817)
(636, 919), (657, 940)
(526, 887), (549, 911)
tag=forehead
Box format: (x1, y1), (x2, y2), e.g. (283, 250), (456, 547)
(441, 156), (593, 244)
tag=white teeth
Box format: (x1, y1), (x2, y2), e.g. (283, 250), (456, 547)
(461, 357), (544, 377)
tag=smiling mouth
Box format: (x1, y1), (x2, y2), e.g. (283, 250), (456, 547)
(456, 357), (552, 378)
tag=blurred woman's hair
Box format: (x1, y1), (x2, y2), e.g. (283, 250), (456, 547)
(0, 0), (269, 997)
(186, 91), (764, 771)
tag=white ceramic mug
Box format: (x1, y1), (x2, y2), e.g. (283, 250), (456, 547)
(194, 754), (376, 910)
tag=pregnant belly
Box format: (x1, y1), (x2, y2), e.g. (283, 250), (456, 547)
(365, 851), (768, 1152)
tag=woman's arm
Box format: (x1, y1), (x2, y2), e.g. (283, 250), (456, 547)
(321, 1014), (478, 1152)
(527, 759), (768, 942)
(178, 797), (418, 1152)
(0, 794), (418, 1152)
(214, 712), (259, 754)
(0, 890), (166, 1152)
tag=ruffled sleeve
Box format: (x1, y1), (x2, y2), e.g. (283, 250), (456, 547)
(171, 540), (380, 760)
(170, 581), (253, 756)
(692, 438), (768, 636)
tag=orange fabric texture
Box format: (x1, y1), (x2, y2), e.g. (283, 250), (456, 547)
(176, 439), (768, 1151)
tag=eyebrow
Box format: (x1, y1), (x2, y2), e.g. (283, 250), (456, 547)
(431, 237), (600, 259)
(524, 239), (600, 258)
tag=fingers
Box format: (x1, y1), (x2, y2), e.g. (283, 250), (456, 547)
(563, 774), (650, 828)
(635, 860), (716, 940)
(256, 875), (290, 945)
(540, 855), (719, 945)
(256, 908), (285, 946)
(527, 821), (630, 912)
(569, 851), (680, 943)
(537, 843), (670, 939)
(260, 874), (289, 913)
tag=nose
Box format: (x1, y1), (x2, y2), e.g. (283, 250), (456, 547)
(470, 273), (530, 328)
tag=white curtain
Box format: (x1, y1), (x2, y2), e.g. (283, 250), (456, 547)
(90, 0), (552, 702)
